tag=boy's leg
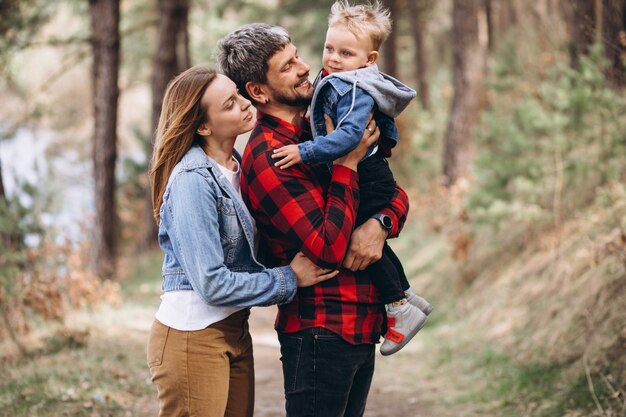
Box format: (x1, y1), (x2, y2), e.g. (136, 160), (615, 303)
(359, 247), (406, 304)
(278, 328), (376, 417)
(383, 244), (433, 315)
(381, 243), (411, 292)
(355, 152), (396, 226)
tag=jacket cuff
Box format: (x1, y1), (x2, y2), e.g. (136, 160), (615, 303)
(298, 141), (315, 164)
(276, 265), (298, 305)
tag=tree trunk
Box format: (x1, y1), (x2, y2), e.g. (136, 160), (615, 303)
(498, 0), (519, 32)
(0, 159), (6, 202)
(408, 0), (431, 110)
(442, 0), (486, 187)
(381, 0), (398, 78)
(484, 0), (495, 53)
(89, 0), (120, 279)
(143, 0), (190, 251)
(602, 0), (626, 87)
(569, 0), (596, 68)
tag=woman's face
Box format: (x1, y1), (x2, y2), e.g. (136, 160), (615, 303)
(199, 74), (255, 140)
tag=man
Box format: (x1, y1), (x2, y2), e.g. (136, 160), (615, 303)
(217, 23), (409, 417)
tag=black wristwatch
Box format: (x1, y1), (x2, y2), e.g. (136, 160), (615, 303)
(370, 213), (392, 233)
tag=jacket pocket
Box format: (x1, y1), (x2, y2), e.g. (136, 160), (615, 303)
(147, 320), (170, 368)
(217, 196), (244, 264)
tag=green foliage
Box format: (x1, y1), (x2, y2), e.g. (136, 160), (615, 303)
(0, 0), (55, 60)
(391, 69), (451, 188)
(274, 0), (336, 57)
(0, 185), (45, 298)
(469, 45), (626, 228)
(0, 336), (149, 416)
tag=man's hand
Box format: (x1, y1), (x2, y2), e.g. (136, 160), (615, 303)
(333, 116), (379, 172)
(342, 218), (388, 271)
(272, 144), (302, 169)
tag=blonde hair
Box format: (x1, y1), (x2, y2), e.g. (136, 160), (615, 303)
(328, 1), (392, 50)
(150, 66), (218, 224)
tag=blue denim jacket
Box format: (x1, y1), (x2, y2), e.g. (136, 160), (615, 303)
(158, 144), (297, 307)
(299, 66), (415, 165)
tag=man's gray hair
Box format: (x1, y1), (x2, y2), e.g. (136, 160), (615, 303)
(216, 23), (291, 102)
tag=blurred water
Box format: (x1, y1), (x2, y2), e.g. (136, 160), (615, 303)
(0, 129), (94, 244)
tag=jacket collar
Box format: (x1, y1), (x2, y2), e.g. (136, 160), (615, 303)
(180, 144), (242, 170)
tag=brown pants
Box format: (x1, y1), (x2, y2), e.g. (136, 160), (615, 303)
(147, 309), (254, 417)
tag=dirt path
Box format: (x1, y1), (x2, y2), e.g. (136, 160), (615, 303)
(4, 294), (440, 416)
(248, 306), (437, 417)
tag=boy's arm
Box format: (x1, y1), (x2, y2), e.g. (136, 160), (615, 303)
(343, 183), (410, 271)
(298, 89), (375, 164)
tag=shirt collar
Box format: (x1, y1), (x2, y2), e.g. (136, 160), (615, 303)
(256, 110), (311, 144)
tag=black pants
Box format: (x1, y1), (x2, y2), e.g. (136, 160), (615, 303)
(278, 327), (375, 417)
(356, 151), (409, 304)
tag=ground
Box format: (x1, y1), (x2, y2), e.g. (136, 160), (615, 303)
(1, 273), (443, 417)
(248, 305), (437, 417)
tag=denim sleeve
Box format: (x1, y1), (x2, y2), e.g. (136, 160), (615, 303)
(164, 171), (297, 307)
(298, 89), (375, 164)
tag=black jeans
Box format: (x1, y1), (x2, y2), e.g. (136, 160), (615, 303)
(278, 328), (375, 417)
(356, 151), (410, 304)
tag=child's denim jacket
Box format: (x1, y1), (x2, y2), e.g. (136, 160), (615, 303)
(158, 144), (297, 307)
(299, 64), (416, 164)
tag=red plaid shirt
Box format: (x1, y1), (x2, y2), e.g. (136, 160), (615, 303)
(241, 111), (410, 344)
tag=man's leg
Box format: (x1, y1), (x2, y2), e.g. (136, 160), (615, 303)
(278, 328), (376, 417)
(344, 351), (376, 417)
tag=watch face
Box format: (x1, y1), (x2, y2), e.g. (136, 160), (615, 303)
(381, 215), (392, 229)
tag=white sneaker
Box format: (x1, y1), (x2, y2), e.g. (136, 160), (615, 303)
(406, 292), (433, 316)
(380, 302), (428, 356)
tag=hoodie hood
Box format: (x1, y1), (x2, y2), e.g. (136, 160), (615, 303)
(319, 64), (416, 118)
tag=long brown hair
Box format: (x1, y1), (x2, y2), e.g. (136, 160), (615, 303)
(150, 66), (218, 224)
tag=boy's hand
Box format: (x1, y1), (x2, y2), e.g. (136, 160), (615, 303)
(272, 144), (303, 169)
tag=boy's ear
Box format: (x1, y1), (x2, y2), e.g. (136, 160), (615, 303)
(245, 81), (268, 105)
(366, 51), (379, 66)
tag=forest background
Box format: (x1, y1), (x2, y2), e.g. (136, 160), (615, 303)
(1, 0), (625, 416)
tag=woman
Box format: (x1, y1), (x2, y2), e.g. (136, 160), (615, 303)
(146, 66), (338, 417)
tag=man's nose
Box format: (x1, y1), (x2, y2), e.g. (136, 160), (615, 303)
(296, 57), (311, 74)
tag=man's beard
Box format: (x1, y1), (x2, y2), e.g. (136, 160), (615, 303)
(268, 85), (312, 107)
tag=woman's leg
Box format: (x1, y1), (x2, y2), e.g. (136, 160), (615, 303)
(148, 310), (254, 417)
(224, 311), (255, 417)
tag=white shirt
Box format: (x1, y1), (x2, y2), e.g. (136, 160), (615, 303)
(155, 157), (257, 331)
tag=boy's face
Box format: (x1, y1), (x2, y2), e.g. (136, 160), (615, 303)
(323, 24), (376, 74)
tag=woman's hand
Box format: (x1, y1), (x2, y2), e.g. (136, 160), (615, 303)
(290, 252), (339, 287)
(333, 114), (380, 171)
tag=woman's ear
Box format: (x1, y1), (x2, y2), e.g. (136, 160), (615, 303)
(365, 51), (379, 66)
(246, 81), (268, 105)
(197, 123), (212, 136)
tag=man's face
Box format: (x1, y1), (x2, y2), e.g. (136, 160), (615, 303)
(265, 43), (314, 107)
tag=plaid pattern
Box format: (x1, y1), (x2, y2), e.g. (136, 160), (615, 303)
(241, 112), (410, 345)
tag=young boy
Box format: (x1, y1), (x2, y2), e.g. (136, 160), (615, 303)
(272, 0), (432, 355)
